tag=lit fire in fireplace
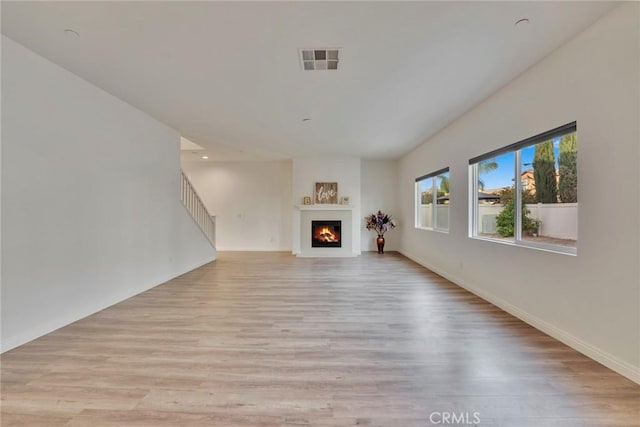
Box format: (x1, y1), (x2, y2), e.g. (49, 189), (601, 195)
(311, 220), (342, 248)
(315, 226), (339, 243)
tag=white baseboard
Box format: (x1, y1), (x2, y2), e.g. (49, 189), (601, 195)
(399, 249), (640, 385)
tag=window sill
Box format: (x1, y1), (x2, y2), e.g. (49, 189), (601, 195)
(416, 226), (449, 234)
(469, 235), (577, 256)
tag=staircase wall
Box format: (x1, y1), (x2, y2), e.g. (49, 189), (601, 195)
(1, 36), (215, 352)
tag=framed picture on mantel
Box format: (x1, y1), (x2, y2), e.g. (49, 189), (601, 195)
(315, 182), (338, 204)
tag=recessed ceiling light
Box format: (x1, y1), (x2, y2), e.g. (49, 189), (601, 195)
(202, 155), (209, 160)
(515, 18), (530, 27)
(63, 29), (80, 38)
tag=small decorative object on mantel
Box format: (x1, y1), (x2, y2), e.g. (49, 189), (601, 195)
(365, 210), (397, 254)
(340, 196), (350, 205)
(303, 196), (312, 205)
(315, 182), (338, 204)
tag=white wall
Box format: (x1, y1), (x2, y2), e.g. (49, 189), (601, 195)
(181, 160), (293, 251)
(1, 36), (216, 352)
(398, 4), (639, 382)
(292, 157), (362, 254)
(361, 160), (399, 251)
(292, 157), (362, 209)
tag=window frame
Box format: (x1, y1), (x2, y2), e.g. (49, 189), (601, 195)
(469, 122), (577, 255)
(415, 167), (450, 233)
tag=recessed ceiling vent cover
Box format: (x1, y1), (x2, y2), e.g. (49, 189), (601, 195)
(300, 49), (339, 71)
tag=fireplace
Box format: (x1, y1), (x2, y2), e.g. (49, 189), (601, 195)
(312, 220), (342, 248)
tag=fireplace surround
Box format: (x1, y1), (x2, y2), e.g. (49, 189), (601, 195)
(294, 204), (357, 257)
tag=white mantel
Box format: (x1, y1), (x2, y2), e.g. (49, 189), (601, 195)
(295, 204), (356, 211)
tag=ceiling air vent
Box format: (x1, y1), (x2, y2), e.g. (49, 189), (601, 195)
(300, 48), (339, 71)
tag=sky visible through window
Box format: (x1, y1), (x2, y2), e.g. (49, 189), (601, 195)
(479, 138), (561, 190)
(418, 176), (447, 195)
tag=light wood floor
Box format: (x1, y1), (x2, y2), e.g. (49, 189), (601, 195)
(2, 252), (639, 426)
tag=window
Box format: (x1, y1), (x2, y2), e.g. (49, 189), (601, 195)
(416, 168), (450, 232)
(469, 122), (577, 254)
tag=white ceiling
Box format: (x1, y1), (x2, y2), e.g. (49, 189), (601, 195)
(2, 1), (617, 160)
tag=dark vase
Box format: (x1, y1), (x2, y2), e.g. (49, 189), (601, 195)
(376, 235), (385, 254)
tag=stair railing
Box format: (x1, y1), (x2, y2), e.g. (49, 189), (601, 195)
(180, 170), (215, 248)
